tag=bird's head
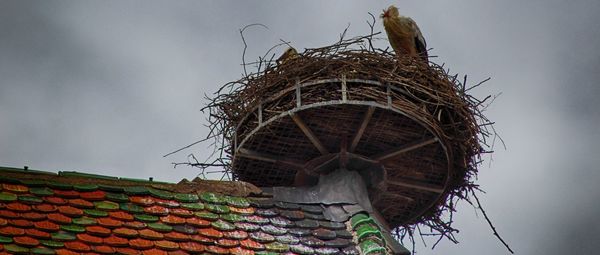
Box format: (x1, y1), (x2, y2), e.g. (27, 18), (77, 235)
(380, 5), (399, 19)
(285, 47), (298, 55)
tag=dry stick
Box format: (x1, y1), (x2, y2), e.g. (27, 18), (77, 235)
(163, 133), (220, 157)
(239, 23), (269, 77)
(366, 12), (377, 52)
(473, 192), (514, 254)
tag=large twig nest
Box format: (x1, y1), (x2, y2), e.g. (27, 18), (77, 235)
(202, 34), (496, 243)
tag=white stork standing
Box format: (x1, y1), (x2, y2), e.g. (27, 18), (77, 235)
(381, 5), (428, 61)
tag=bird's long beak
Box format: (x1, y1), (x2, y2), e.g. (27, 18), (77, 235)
(381, 9), (389, 18)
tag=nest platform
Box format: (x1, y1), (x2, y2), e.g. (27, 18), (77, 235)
(206, 41), (487, 233)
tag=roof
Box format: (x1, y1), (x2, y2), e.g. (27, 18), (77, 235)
(0, 166), (404, 254)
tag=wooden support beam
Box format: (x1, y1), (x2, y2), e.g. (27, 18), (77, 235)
(295, 78), (301, 107)
(237, 148), (304, 169)
(386, 84), (392, 107)
(258, 102), (263, 125)
(349, 106), (375, 152)
(341, 74), (347, 102)
(386, 179), (444, 194)
(374, 137), (438, 161)
(290, 113), (330, 155)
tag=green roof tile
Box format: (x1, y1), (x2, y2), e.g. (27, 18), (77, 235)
(181, 202), (205, 211)
(0, 235), (13, 243)
(29, 187), (54, 196)
(73, 184), (99, 191)
(134, 214), (159, 222)
(195, 211), (219, 221)
(20, 179), (46, 187)
(265, 241), (289, 252)
(359, 239), (386, 254)
(124, 186), (149, 195)
(31, 247), (56, 254)
(50, 231), (76, 241)
(225, 196), (250, 208)
(83, 209), (109, 217)
(58, 171), (118, 180)
(105, 192), (129, 203)
(206, 204), (230, 214)
(60, 224), (86, 233)
(350, 213), (374, 229)
(0, 192), (17, 202)
(211, 219), (235, 231)
(98, 184), (123, 192)
(31, 247), (56, 255)
(4, 244), (30, 254)
(148, 188), (173, 200)
(47, 182), (72, 190)
(72, 217), (97, 226)
(94, 201), (119, 211)
(120, 203), (145, 213)
(17, 195), (43, 204)
(256, 252), (279, 255)
(38, 239), (64, 248)
(174, 193), (199, 203)
(221, 213), (244, 223)
(200, 192), (226, 204)
(147, 222), (173, 232)
(356, 224), (382, 241)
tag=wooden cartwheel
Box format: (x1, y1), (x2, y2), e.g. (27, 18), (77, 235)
(231, 75), (460, 228)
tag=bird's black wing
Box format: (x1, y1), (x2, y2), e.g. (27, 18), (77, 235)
(414, 35), (428, 60)
(410, 19), (428, 61)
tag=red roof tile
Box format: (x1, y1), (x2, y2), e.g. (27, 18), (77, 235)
(116, 247), (142, 255)
(0, 226), (25, 236)
(63, 241), (91, 252)
(77, 233), (103, 245)
(97, 217), (123, 228)
(91, 245), (116, 254)
(80, 190), (105, 200)
(21, 212), (46, 220)
(6, 202), (30, 212)
(103, 235), (128, 247)
(53, 190), (80, 198)
(113, 227), (139, 238)
(8, 219), (33, 228)
(179, 241), (205, 253)
(13, 236), (39, 247)
(57, 205), (84, 217)
(109, 211), (134, 221)
(85, 225), (111, 236)
(142, 248), (168, 255)
(33, 220), (60, 232)
(47, 213), (71, 224)
(43, 196), (67, 205)
(68, 198), (94, 208)
(154, 240), (179, 251)
(130, 238), (154, 249)
(0, 210), (18, 219)
(25, 228), (51, 239)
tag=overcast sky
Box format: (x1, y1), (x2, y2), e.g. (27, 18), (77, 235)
(1, 1), (599, 254)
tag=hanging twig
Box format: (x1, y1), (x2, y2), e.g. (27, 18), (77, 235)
(472, 192), (514, 254)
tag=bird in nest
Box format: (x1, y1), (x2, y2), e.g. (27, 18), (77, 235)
(381, 5), (428, 61)
(276, 47), (299, 64)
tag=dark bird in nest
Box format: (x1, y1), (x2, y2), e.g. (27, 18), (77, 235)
(276, 47), (299, 64)
(381, 5), (428, 61)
